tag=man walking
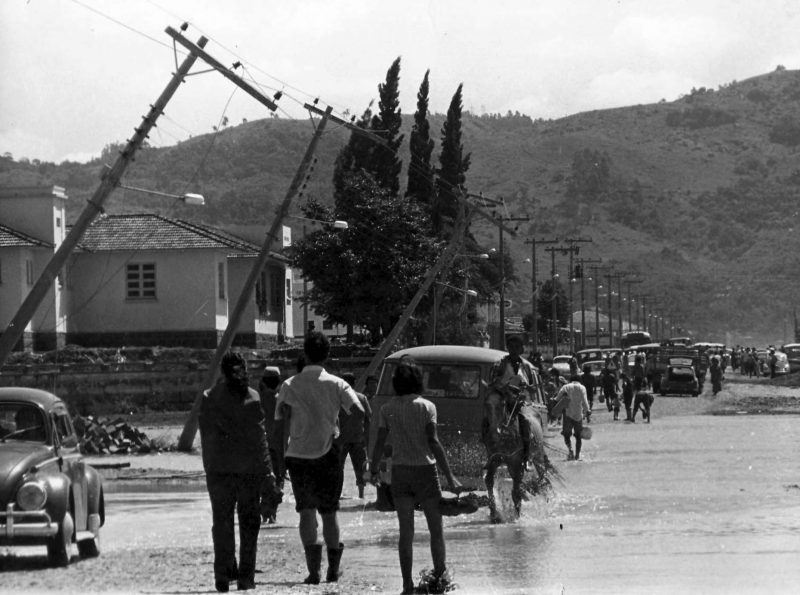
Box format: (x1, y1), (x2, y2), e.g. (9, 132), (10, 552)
(336, 372), (372, 499)
(275, 332), (363, 585)
(199, 352), (277, 592)
(549, 373), (591, 461)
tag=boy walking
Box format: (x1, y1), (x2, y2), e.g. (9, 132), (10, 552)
(275, 332), (363, 584)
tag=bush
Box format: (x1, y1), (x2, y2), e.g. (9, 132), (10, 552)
(665, 107), (737, 129)
(768, 117), (800, 146)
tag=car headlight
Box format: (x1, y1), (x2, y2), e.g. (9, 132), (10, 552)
(16, 481), (47, 511)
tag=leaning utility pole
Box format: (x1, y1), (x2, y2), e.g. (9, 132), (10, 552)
(524, 237), (558, 355)
(0, 34), (208, 367)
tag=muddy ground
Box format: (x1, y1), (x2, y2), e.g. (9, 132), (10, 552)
(0, 375), (797, 594)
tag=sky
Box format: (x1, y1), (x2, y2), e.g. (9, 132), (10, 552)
(2, 0), (800, 164)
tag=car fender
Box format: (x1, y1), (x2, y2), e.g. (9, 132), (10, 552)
(83, 464), (105, 527)
(42, 473), (70, 521)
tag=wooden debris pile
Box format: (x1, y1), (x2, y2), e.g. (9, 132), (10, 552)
(74, 415), (156, 455)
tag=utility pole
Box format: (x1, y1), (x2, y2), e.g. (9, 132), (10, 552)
(496, 211), (529, 349)
(606, 272), (630, 347)
(590, 265), (611, 348)
(624, 279), (643, 333)
(523, 237), (558, 355)
(578, 258), (602, 348)
(561, 238), (591, 352)
(0, 34), (208, 366)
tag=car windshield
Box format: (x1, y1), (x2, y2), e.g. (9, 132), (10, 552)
(378, 361), (482, 399)
(0, 403), (47, 443)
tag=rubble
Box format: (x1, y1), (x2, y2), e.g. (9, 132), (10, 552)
(74, 415), (163, 455)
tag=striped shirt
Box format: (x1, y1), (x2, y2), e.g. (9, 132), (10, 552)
(378, 394), (437, 466)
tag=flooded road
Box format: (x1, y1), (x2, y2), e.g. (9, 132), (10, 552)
(3, 388), (799, 593)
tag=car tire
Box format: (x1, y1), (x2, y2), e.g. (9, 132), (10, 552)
(47, 511), (74, 567)
(78, 534), (100, 558)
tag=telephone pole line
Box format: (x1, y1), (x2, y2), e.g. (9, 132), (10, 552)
(577, 257), (602, 348)
(0, 34), (208, 366)
(524, 237), (559, 355)
(496, 212), (529, 348)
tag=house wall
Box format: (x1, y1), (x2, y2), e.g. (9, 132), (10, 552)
(65, 249), (227, 347)
(0, 186), (67, 349)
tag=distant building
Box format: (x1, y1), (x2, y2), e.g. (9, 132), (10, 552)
(0, 185), (292, 351)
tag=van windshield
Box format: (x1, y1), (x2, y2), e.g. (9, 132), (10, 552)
(377, 362), (482, 399)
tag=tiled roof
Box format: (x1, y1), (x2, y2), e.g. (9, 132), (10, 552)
(0, 223), (51, 248)
(72, 214), (286, 261)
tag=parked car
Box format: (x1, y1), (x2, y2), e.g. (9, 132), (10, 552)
(659, 362), (700, 397)
(0, 388), (104, 566)
(551, 355), (573, 377)
(782, 343), (800, 369)
(756, 350), (790, 375)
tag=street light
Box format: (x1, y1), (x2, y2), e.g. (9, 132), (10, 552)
(432, 281), (478, 345)
(286, 215), (350, 335)
(116, 183), (205, 205)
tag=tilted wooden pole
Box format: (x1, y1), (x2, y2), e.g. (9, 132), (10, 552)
(176, 106), (334, 451)
(0, 35), (207, 367)
(355, 206), (471, 391)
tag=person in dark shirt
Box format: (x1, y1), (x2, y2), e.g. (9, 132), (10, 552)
(335, 372), (372, 499)
(579, 364), (596, 411)
(199, 351), (276, 592)
(258, 366), (284, 524)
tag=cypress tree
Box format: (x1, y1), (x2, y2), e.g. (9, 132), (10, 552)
(433, 83), (471, 237)
(406, 69), (435, 207)
(369, 57), (404, 196)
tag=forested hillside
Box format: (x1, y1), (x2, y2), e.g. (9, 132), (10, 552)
(3, 68), (799, 345)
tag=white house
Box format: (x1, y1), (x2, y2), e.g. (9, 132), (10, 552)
(0, 185), (293, 350)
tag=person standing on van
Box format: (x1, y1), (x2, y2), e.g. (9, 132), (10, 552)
(275, 332), (363, 585)
(367, 357), (462, 595)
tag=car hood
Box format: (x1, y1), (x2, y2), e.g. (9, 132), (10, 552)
(0, 443), (53, 505)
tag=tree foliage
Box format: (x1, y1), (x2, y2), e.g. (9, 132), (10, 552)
(406, 69), (435, 207)
(289, 172), (439, 341)
(433, 84), (471, 237)
(369, 57), (404, 195)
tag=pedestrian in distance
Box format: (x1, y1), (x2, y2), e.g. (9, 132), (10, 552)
(544, 367), (567, 422)
(363, 374), (379, 402)
(199, 351), (278, 592)
(275, 332), (364, 585)
(579, 364), (596, 411)
(632, 355), (646, 392)
(549, 373), (591, 461)
(710, 357), (724, 396)
(621, 372), (634, 422)
(632, 391), (653, 423)
(611, 373), (624, 420)
(336, 372), (372, 499)
(257, 366), (284, 524)
(367, 357), (462, 595)
(601, 367), (618, 413)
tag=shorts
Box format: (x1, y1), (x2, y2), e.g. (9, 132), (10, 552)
(285, 445), (341, 514)
(561, 416), (583, 439)
(390, 464), (441, 503)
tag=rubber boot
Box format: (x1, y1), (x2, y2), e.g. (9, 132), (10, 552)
(326, 543), (344, 582)
(303, 544), (323, 584)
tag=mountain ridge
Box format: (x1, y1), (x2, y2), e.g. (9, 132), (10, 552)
(2, 68), (799, 346)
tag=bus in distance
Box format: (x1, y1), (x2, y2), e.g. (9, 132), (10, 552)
(620, 331), (652, 350)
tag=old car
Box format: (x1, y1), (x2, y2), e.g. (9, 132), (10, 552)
(782, 343), (800, 369)
(368, 345), (549, 478)
(0, 388), (104, 565)
(550, 355), (573, 377)
(659, 358), (700, 397)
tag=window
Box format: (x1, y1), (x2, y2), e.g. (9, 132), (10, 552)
(217, 262), (226, 300)
(26, 259), (34, 285)
(127, 263), (156, 299)
(52, 412), (78, 448)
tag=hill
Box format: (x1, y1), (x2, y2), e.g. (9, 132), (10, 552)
(3, 68), (800, 346)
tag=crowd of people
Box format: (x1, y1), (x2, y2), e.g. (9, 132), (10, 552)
(198, 332), (458, 594)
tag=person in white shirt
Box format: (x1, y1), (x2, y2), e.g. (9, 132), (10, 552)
(275, 332), (363, 585)
(549, 374), (591, 461)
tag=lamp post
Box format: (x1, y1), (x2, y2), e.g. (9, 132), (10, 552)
(432, 282), (478, 345)
(287, 215), (348, 336)
(116, 182), (205, 205)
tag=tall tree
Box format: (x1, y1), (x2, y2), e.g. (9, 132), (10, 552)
(433, 84), (471, 237)
(369, 57), (404, 196)
(406, 70), (435, 207)
(289, 173), (438, 341)
(333, 104), (374, 207)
